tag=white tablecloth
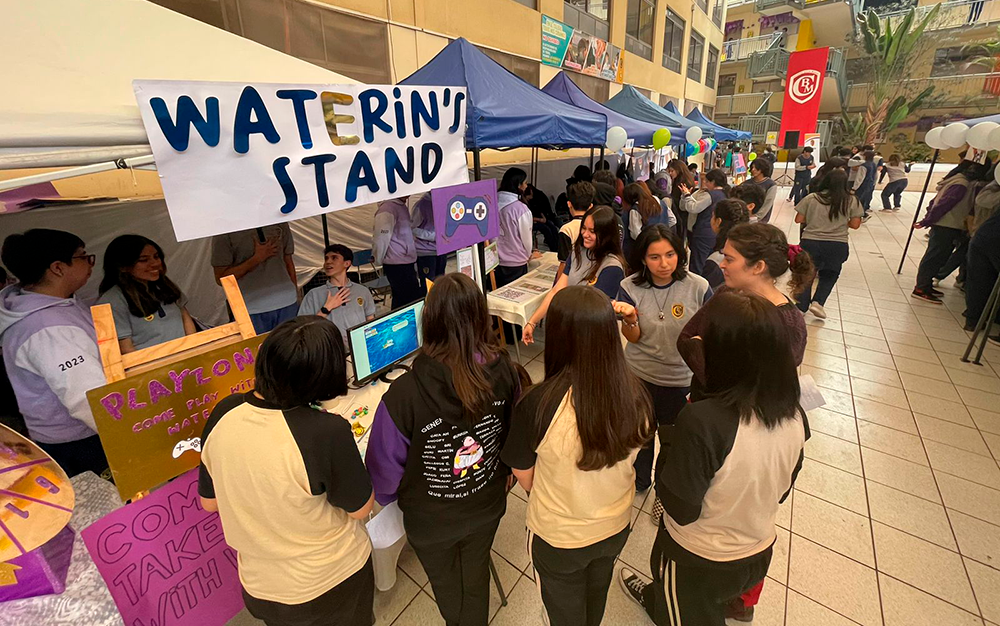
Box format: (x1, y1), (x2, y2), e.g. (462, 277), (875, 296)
(487, 252), (560, 328)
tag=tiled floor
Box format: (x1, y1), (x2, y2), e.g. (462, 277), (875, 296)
(233, 187), (1000, 625)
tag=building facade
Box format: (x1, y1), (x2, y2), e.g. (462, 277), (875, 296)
(151, 0), (727, 115)
(715, 0), (1000, 152)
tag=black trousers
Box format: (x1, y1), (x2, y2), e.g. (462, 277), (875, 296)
(37, 435), (109, 478)
(408, 517), (502, 626)
(965, 220), (1000, 326)
(633, 383), (690, 491)
(530, 526), (630, 626)
(796, 239), (850, 311)
(881, 179), (907, 209)
(916, 226), (967, 291)
(791, 176), (811, 204)
(644, 527), (772, 626)
(935, 232), (970, 283)
(383, 262), (425, 309)
(534, 221), (561, 253)
(417, 254), (449, 281)
(243, 557), (374, 626)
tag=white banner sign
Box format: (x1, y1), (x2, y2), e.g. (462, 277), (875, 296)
(134, 80), (470, 241)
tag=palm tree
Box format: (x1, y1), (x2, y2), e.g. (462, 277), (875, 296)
(852, 4), (941, 145)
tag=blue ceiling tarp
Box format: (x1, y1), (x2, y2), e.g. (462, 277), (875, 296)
(541, 72), (683, 147)
(686, 107), (752, 141)
(606, 86), (712, 138)
(960, 112), (1000, 126)
(399, 38), (607, 149)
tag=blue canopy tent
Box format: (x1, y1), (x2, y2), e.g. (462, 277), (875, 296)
(660, 101), (729, 139)
(542, 72), (683, 146)
(399, 38), (607, 158)
(960, 112), (1000, 125)
(606, 86), (711, 138)
(685, 107), (752, 142)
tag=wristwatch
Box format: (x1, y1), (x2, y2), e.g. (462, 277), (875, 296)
(320, 306), (331, 315)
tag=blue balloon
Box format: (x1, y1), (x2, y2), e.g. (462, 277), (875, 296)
(686, 143), (698, 157)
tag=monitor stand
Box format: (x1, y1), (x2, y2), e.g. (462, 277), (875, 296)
(378, 363), (411, 384)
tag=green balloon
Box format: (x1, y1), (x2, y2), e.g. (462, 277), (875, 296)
(653, 128), (672, 150)
(749, 152), (758, 160)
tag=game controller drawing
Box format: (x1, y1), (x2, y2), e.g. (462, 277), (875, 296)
(445, 195), (490, 237)
(171, 437), (202, 459)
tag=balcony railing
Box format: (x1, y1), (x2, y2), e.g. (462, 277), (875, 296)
(715, 92), (773, 116)
(739, 114), (782, 142)
(846, 73), (1000, 111)
(826, 47), (849, 101)
(721, 32), (782, 62)
(748, 47), (791, 79)
(755, 0), (806, 11)
(879, 0), (1000, 32)
(727, 0), (755, 7)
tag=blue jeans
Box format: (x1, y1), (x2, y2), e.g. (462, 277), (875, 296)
(857, 182), (875, 213)
(249, 301), (299, 334)
(881, 179), (907, 210)
(796, 239), (850, 311)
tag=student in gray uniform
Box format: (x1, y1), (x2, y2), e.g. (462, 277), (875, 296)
(298, 245), (376, 348)
(212, 224), (298, 334)
(98, 235), (196, 353)
(613, 226), (712, 498)
(522, 206), (625, 345)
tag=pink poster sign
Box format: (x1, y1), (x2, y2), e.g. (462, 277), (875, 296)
(81, 469), (244, 626)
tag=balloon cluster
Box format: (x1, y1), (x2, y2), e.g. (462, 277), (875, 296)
(683, 127), (717, 157)
(924, 121), (1000, 184)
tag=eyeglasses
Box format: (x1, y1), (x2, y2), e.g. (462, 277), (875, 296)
(73, 254), (96, 266)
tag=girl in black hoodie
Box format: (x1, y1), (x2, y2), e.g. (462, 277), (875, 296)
(366, 273), (520, 626)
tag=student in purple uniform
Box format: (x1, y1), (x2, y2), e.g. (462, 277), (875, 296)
(366, 273), (519, 626)
(374, 195), (424, 308)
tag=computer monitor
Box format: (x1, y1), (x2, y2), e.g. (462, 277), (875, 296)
(348, 299), (425, 384)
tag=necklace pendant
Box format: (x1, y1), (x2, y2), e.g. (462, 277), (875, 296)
(658, 312), (665, 320)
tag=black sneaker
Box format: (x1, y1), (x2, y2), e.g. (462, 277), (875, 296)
(619, 568), (649, 612)
(862, 213), (872, 223)
(929, 287), (944, 297)
(911, 289), (943, 304)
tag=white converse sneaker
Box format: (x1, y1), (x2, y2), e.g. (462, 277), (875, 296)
(808, 302), (827, 319)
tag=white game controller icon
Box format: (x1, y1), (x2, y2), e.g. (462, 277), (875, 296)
(172, 437), (202, 459)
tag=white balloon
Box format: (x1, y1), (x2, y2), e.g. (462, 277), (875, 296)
(988, 126), (1000, 151)
(924, 126), (948, 150)
(941, 122), (970, 149)
(967, 122), (999, 150)
(685, 126), (703, 144)
(606, 126), (628, 152)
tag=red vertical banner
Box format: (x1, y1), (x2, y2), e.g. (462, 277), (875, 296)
(778, 47), (829, 147)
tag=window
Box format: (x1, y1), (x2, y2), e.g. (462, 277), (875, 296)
(694, 0), (708, 13)
(626, 0), (655, 60)
(684, 100), (703, 115)
(662, 8), (686, 73)
(479, 47), (540, 86)
(564, 0), (611, 40)
(568, 71), (611, 102)
(706, 45), (719, 88)
(659, 94), (679, 108)
(752, 78), (783, 92)
(633, 86), (653, 99)
(703, 105), (715, 119)
(718, 73), (737, 96)
(688, 31), (705, 83)
(931, 46), (981, 77)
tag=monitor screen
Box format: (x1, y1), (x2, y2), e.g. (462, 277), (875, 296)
(348, 299), (424, 383)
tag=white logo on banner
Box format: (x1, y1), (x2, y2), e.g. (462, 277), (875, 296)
(788, 69), (822, 105)
(133, 81), (470, 241)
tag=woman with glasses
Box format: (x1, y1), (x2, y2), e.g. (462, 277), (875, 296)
(97, 235), (196, 353)
(0, 229), (109, 476)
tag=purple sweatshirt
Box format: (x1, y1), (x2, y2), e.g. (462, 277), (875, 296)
(411, 195), (438, 256)
(373, 198), (418, 266)
(919, 175), (973, 228)
(0, 286), (104, 443)
(497, 191), (533, 267)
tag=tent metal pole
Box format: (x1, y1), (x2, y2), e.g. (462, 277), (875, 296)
(599, 147), (605, 169)
(322, 214), (330, 246)
(0, 154), (155, 193)
(896, 149), (938, 275)
(589, 148), (594, 170)
(473, 148), (482, 181)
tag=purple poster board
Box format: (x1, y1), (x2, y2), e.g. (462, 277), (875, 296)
(81, 469), (244, 626)
(431, 179), (500, 255)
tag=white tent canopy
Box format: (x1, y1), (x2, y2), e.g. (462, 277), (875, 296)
(0, 0), (357, 168)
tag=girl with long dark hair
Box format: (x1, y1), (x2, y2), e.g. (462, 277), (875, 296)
(97, 234), (196, 353)
(700, 198), (751, 290)
(0, 229), (108, 476)
(621, 291), (808, 626)
(667, 159), (696, 244)
(496, 167), (534, 287)
(522, 205), (626, 344)
(366, 273), (519, 626)
(614, 225), (711, 498)
(622, 182), (676, 260)
(794, 169), (864, 317)
(502, 286), (653, 626)
(682, 168), (730, 275)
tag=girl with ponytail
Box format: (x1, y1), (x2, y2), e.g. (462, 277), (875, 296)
(622, 182), (676, 259)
